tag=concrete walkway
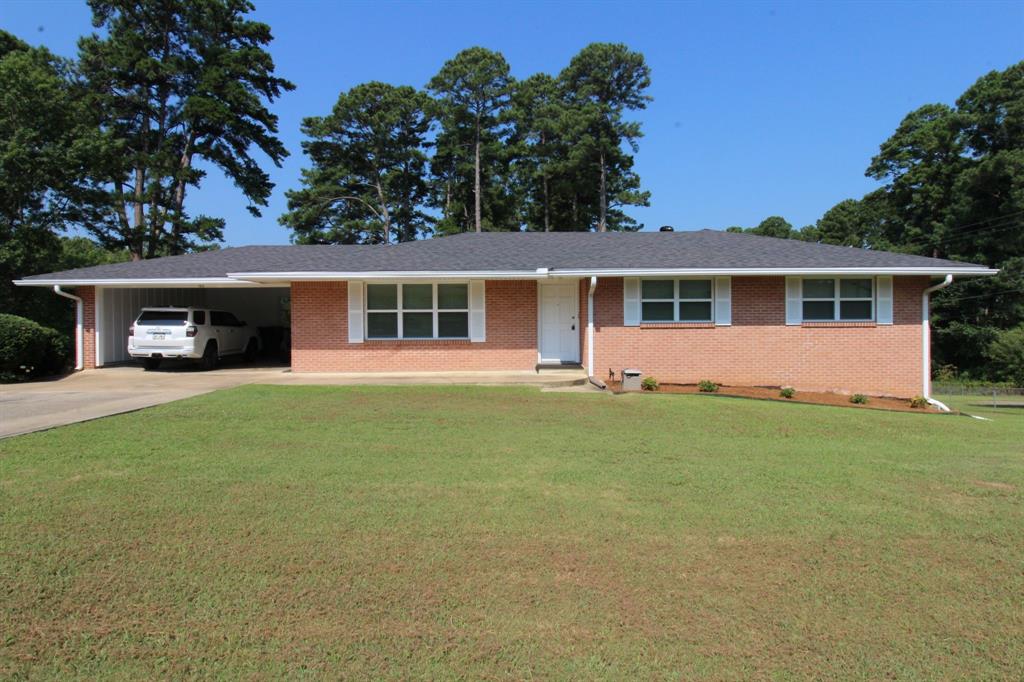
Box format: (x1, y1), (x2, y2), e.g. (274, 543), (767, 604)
(0, 365), (588, 438)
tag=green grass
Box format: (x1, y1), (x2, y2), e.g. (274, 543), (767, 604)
(2, 385), (1022, 679)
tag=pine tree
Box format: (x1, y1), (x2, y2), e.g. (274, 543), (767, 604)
(282, 82), (432, 244)
(78, 0), (294, 259)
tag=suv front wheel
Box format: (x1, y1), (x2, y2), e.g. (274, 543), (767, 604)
(200, 341), (218, 371)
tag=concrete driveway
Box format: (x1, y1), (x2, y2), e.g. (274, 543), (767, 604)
(0, 365), (588, 438)
(0, 365), (282, 438)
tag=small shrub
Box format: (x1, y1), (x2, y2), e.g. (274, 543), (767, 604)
(0, 314), (69, 383)
(779, 386), (795, 399)
(850, 393), (868, 405)
(933, 364), (959, 383)
(909, 395), (929, 409)
(641, 376), (658, 391)
(698, 379), (719, 393)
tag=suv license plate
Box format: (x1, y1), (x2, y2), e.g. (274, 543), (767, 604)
(152, 333), (165, 340)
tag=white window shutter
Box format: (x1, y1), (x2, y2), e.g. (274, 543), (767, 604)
(785, 277), (802, 325)
(714, 277), (731, 326)
(347, 281), (364, 343)
(469, 280), (486, 342)
(876, 276), (893, 325)
(623, 278), (640, 326)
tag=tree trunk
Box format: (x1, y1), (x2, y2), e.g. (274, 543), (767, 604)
(135, 165), (150, 257)
(114, 180), (140, 261)
(543, 173), (550, 232)
(598, 150), (607, 232)
(374, 178), (391, 244)
(170, 132), (196, 252)
(474, 134), (482, 233)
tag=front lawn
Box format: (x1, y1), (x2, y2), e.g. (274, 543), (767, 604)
(2, 386), (1022, 679)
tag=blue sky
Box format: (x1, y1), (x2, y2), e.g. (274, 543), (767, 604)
(3, 0), (1022, 245)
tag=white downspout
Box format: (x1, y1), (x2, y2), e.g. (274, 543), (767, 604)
(922, 274), (953, 411)
(586, 276), (606, 389)
(53, 285), (84, 371)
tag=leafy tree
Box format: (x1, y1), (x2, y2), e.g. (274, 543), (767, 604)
(0, 32), (106, 328)
(985, 324), (1024, 385)
(726, 216), (806, 240)
(427, 47), (514, 234)
(77, 0), (294, 259)
(811, 191), (892, 247)
(865, 62), (1024, 378)
(950, 62), (1024, 267)
(559, 43), (651, 231)
(866, 103), (966, 257)
(282, 82), (432, 244)
(749, 215), (794, 239)
(508, 73), (566, 232)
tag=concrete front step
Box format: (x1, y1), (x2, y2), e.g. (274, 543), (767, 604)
(273, 369), (589, 388)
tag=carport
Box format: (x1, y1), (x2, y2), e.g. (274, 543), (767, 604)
(94, 284), (291, 367)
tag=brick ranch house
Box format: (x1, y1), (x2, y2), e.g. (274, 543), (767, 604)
(15, 230), (995, 399)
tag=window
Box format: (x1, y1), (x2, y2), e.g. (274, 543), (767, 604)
(640, 279), (714, 322)
(192, 310), (206, 325)
(801, 278), (874, 321)
(137, 310), (188, 326)
(210, 311), (242, 327)
(366, 283), (469, 339)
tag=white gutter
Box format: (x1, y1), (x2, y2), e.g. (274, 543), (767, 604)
(14, 277), (261, 288)
(52, 285), (84, 371)
(586, 276), (605, 389)
(14, 267), (998, 288)
(922, 275), (954, 411)
(552, 267), (998, 277)
(226, 270), (549, 282)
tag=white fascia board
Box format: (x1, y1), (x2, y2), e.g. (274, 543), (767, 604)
(13, 277), (269, 288)
(227, 270), (548, 282)
(14, 266), (998, 287)
(550, 267), (999, 277)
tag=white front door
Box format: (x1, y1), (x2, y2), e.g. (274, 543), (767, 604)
(538, 280), (580, 364)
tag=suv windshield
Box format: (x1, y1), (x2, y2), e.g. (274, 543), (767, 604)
(137, 311), (188, 326)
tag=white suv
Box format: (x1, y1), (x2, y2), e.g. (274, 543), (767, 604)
(128, 307), (260, 370)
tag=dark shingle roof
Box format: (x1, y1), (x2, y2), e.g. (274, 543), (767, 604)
(19, 230), (992, 282)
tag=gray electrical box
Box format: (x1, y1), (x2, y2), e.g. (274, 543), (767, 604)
(622, 369), (642, 391)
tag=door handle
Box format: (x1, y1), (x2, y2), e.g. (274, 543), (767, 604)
(571, 324), (576, 330)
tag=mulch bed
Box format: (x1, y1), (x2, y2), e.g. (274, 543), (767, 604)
(607, 381), (947, 414)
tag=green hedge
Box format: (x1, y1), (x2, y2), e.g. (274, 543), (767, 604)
(0, 313), (70, 382)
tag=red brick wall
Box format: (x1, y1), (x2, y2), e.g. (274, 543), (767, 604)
(584, 276), (927, 397)
(81, 286), (96, 370)
(290, 280), (539, 372)
(290, 276), (927, 395)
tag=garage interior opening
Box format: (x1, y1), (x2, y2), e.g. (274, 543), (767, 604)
(96, 286), (291, 367)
